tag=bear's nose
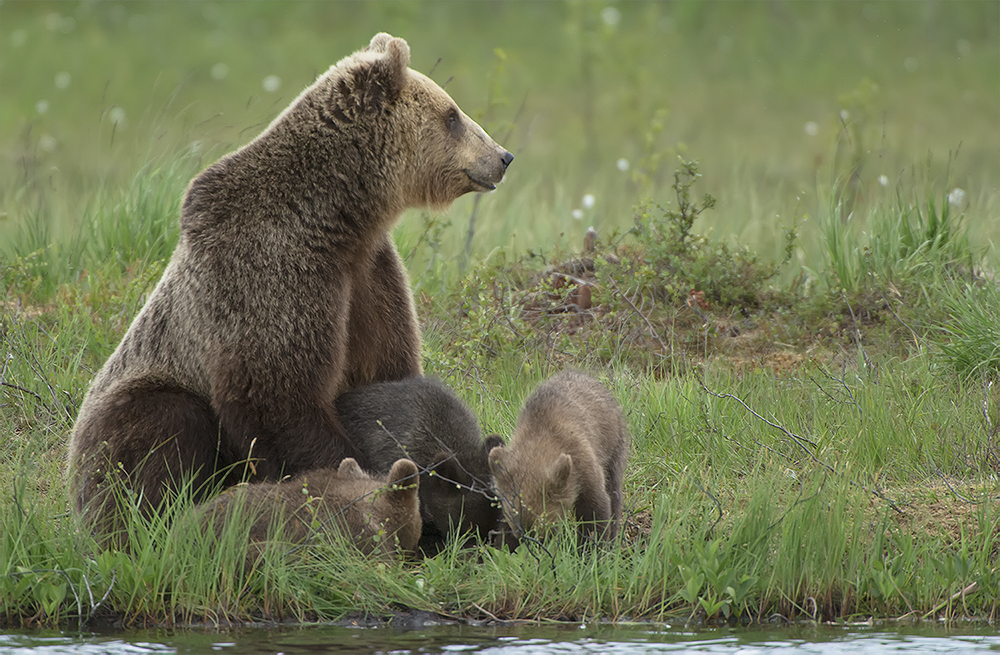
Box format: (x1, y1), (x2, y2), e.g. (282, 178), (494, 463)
(501, 151), (514, 170)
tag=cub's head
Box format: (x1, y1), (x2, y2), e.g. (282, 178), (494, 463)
(422, 433), (506, 544)
(311, 33), (513, 211)
(488, 442), (579, 538)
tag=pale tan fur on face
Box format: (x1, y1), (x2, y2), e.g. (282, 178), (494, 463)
(399, 71), (511, 210)
(489, 447), (581, 536)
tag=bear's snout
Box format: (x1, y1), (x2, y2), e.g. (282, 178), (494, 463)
(501, 151), (514, 170)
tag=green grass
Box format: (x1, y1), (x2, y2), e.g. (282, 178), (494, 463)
(3, 0), (1000, 629)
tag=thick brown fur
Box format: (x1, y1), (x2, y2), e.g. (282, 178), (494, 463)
(335, 377), (503, 554)
(488, 370), (629, 543)
(67, 33), (512, 541)
(198, 457), (421, 562)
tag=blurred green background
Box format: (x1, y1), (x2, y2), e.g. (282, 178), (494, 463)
(2, 0), (998, 276)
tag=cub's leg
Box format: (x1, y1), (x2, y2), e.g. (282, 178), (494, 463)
(574, 483), (615, 542)
(604, 436), (629, 536)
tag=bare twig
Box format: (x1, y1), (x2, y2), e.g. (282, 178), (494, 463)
(877, 285), (920, 348)
(606, 276), (671, 359)
(1, 381), (44, 404)
(698, 375), (904, 516)
(691, 479), (723, 538)
(842, 291), (875, 373)
(935, 471), (975, 504)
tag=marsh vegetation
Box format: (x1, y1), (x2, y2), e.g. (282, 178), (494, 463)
(2, 1), (998, 628)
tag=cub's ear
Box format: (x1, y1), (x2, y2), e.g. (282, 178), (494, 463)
(389, 459), (420, 485)
(387, 458), (420, 496)
(483, 433), (505, 453)
(487, 445), (506, 473)
(547, 453), (575, 493)
(338, 457), (365, 478)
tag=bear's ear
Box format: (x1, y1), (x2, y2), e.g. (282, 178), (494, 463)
(547, 453), (575, 494)
(365, 32), (398, 54)
(338, 457), (365, 478)
(483, 433), (505, 453)
(332, 34), (409, 121)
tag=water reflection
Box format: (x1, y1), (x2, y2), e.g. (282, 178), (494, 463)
(2, 623), (1000, 653)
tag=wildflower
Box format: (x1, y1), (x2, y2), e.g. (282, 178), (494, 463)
(39, 135), (57, 152)
(948, 188), (966, 207)
(601, 7), (621, 27)
(55, 71), (71, 89)
(804, 121), (819, 136)
(839, 109), (850, 122)
(262, 75), (281, 93)
(616, 158), (630, 172)
(211, 63), (229, 80)
(878, 175), (889, 187)
(582, 194), (595, 209)
(36, 100), (50, 114)
(572, 209), (584, 220)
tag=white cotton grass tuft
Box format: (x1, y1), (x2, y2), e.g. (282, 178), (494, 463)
(262, 75), (281, 93)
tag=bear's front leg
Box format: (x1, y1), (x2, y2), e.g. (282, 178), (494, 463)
(344, 234), (422, 389)
(207, 277), (366, 480)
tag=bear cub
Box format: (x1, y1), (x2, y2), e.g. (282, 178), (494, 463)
(199, 457), (422, 560)
(488, 370), (629, 544)
(336, 377), (502, 553)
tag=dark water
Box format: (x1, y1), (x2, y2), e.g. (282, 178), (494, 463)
(2, 623), (1000, 654)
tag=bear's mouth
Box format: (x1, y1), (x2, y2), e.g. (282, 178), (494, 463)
(464, 171), (497, 191)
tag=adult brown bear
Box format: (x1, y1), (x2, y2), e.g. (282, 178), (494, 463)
(67, 33), (512, 541)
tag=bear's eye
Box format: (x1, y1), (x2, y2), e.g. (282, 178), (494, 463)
(446, 109), (463, 136)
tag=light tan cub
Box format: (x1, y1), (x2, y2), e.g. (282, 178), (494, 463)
(488, 370), (629, 543)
